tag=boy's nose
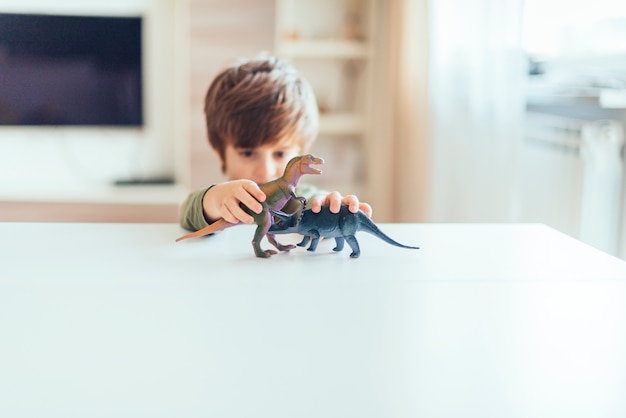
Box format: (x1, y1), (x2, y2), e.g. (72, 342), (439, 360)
(254, 160), (276, 184)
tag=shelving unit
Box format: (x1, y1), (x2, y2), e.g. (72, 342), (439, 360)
(274, 0), (377, 195)
(278, 39), (371, 58)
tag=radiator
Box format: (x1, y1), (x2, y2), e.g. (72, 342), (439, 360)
(580, 119), (624, 255)
(523, 112), (625, 256)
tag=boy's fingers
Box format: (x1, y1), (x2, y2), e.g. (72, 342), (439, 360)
(238, 184), (265, 214)
(359, 203), (373, 218)
(243, 181), (266, 202)
(239, 194), (263, 215)
(310, 196), (323, 213)
(238, 212), (255, 224)
(341, 195), (359, 213)
(220, 206), (240, 224)
(230, 204), (255, 224)
(328, 192), (342, 213)
(223, 194), (254, 224)
(310, 193), (370, 216)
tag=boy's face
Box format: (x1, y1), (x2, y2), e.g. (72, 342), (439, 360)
(222, 138), (303, 185)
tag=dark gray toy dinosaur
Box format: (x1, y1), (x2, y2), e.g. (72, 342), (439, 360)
(269, 204), (419, 258)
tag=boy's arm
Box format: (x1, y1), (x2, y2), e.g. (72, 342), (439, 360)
(179, 187), (213, 231)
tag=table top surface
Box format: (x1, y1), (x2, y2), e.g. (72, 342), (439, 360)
(2, 221), (625, 281)
(1, 222), (625, 417)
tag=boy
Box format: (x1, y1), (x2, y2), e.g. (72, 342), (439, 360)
(179, 55), (371, 232)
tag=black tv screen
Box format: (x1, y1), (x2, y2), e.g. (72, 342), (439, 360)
(0, 13), (143, 126)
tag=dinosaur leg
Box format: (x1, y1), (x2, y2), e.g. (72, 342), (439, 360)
(297, 236), (311, 247)
(267, 233), (296, 252)
(333, 237), (345, 252)
(252, 214), (276, 258)
(344, 235), (361, 258)
(307, 231), (321, 252)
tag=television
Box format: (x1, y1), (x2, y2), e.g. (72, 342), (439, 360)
(0, 13), (143, 126)
(0, 2), (177, 187)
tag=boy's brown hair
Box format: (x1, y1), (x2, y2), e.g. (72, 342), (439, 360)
(204, 55), (319, 172)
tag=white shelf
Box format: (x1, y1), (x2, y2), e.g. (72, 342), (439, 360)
(319, 113), (365, 135)
(278, 39), (371, 59)
(0, 182), (186, 205)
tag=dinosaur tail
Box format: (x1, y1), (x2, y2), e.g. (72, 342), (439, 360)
(359, 214), (420, 250)
(175, 218), (236, 242)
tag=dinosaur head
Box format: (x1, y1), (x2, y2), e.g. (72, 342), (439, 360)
(279, 154), (324, 187)
(295, 154), (324, 175)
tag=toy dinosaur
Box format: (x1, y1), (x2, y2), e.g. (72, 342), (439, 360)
(269, 203), (420, 258)
(176, 154), (324, 258)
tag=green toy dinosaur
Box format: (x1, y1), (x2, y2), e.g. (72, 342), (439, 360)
(176, 154), (324, 258)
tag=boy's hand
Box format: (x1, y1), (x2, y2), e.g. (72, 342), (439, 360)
(202, 180), (266, 224)
(310, 192), (373, 218)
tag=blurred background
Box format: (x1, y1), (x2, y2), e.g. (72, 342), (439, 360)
(0, 0), (625, 259)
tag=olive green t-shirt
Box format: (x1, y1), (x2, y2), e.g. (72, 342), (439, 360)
(178, 183), (324, 232)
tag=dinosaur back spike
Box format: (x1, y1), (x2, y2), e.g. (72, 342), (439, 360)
(175, 218), (235, 242)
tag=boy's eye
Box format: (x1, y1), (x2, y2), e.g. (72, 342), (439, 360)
(239, 150), (254, 158)
(274, 151), (285, 158)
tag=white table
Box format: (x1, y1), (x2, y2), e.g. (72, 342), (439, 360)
(1, 222), (625, 418)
